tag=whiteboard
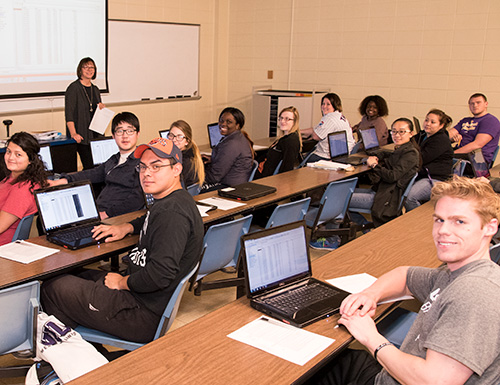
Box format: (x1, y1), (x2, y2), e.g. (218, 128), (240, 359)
(0, 19), (200, 114)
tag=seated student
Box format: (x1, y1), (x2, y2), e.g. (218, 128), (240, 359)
(50, 112), (143, 219)
(256, 106), (301, 178)
(349, 118), (420, 228)
(405, 109), (453, 211)
(351, 95), (390, 146)
(167, 120), (205, 187)
(305, 176), (500, 385)
(0, 132), (49, 245)
(202, 107), (254, 191)
(449, 93), (500, 165)
(41, 138), (204, 343)
(301, 93), (355, 163)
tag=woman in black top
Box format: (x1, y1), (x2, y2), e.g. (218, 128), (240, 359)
(404, 109), (453, 211)
(256, 106), (301, 178)
(65, 57), (105, 169)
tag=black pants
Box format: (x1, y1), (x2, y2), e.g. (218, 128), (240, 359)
(76, 143), (94, 170)
(41, 270), (160, 343)
(303, 349), (382, 385)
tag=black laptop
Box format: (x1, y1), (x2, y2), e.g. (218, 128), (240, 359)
(218, 182), (277, 201)
(39, 144), (53, 172)
(359, 127), (380, 152)
(159, 129), (170, 139)
(208, 122), (223, 148)
(34, 181), (104, 250)
(328, 131), (365, 165)
(90, 137), (119, 166)
(241, 221), (350, 327)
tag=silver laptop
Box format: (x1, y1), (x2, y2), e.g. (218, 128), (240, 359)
(359, 127), (380, 152)
(328, 131), (364, 165)
(90, 137), (119, 166)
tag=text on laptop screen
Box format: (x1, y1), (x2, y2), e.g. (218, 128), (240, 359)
(37, 184), (99, 231)
(90, 138), (119, 165)
(39, 146), (53, 171)
(208, 123), (223, 148)
(159, 130), (170, 139)
(360, 128), (379, 150)
(244, 226), (309, 294)
(328, 132), (348, 158)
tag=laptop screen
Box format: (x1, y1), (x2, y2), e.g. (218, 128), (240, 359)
(208, 123), (223, 148)
(35, 183), (99, 232)
(90, 138), (119, 165)
(243, 223), (310, 295)
(328, 131), (349, 158)
(359, 127), (379, 150)
(39, 145), (53, 171)
(159, 129), (170, 139)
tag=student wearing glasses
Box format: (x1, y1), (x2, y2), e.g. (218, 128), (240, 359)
(42, 138), (204, 343)
(168, 120), (205, 187)
(49, 112), (143, 219)
(255, 106), (302, 178)
(349, 118), (420, 227)
(65, 57), (106, 170)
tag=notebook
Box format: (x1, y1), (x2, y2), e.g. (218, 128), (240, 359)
(207, 122), (223, 148)
(34, 181), (104, 250)
(327, 131), (365, 165)
(90, 137), (119, 166)
(159, 129), (170, 139)
(359, 127), (380, 152)
(241, 221), (350, 327)
(39, 145), (53, 172)
(217, 182), (277, 201)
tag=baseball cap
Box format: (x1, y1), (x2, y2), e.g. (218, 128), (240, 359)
(134, 137), (182, 163)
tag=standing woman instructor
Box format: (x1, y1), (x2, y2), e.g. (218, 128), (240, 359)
(65, 57), (105, 169)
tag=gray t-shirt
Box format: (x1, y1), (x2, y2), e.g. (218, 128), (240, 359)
(376, 259), (500, 385)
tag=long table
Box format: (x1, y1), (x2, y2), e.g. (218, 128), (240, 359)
(69, 203), (439, 385)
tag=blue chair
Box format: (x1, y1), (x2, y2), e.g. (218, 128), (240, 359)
(305, 177), (358, 245)
(377, 307), (417, 349)
(265, 197), (311, 229)
(297, 145), (318, 168)
(452, 159), (467, 177)
(190, 215), (253, 295)
(248, 160), (259, 182)
(186, 183), (201, 196)
(0, 281), (39, 378)
(350, 141), (362, 154)
(12, 214), (35, 241)
(76, 263), (199, 351)
(490, 145), (499, 168)
(272, 160), (283, 175)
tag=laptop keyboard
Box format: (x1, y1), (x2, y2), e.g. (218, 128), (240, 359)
(54, 225), (95, 242)
(262, 282), (340, 314)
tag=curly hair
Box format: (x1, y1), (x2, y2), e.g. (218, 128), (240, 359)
(358, 95), (389, 117)
(3, 132), (49, 192)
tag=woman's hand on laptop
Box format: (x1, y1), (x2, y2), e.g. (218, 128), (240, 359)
(92, 223), (134, 242)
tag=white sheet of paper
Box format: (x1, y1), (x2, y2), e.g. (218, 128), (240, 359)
(89, 107), (115, 135)
(227, 317), (334, 366)
(307, 160), (353, 170)
(198, 197), (246, 210)
(196, 204), (212, 217)
(327, 273), (413, 303)
(0, 241), (60, 264)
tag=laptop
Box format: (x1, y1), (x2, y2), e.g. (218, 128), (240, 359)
(207, 122), (223, 148)
(39, 145), (53, 172)
(217, 182), (277, 201)
(359, 127), (380, 152)
(159, 129), (170, 139)
(241, 221), (350, 327)
(90, 137), (119, 166)
(327, 131), (365, 165)
(454, 149), (490, 178)
(34, 181), (104, 250)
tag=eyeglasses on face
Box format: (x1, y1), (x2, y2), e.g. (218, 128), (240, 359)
(278, 117), (294, 122)
(82, 66), (95, 70)
(167, 133), (186, 141)
(135, 163), (172, 173)
(114, 129), (137, 136)
(390, 130), (411, 136)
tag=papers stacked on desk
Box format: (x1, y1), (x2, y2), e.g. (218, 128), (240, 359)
(307, 160), (355, 171)
(198, 197), (246, 210)
(0, 240), (59, 264)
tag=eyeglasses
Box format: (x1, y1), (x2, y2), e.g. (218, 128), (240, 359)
(114, 129), (137, 136)
(167, 133), (186, 141)
(82, 66), (95, 70)
(390, 130), (411, 136)
(135, 163), (173, 173)
(278, 117), (294, 122)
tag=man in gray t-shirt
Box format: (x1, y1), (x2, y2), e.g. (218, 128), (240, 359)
(307, 176), (500, 385)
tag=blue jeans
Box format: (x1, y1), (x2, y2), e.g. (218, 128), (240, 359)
(405, 178), (434, 212)
(349, 188), (375, 225)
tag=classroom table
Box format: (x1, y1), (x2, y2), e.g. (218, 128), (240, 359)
(69, 202), (439, 385)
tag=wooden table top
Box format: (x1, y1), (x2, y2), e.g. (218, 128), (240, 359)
(70, 203), (439, 385)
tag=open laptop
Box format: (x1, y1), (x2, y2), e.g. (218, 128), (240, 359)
(159, 129), (170, 139)
(39, 144), (53, 172)
(241, 221), (350, 327)
(207, 122), (223, 148)
(34, 181), (104, 250)
(328, 131), (365, 165)
(218, 182), (276, 201)
(359, 127), (380, 152)
(90, 137), (119, 166)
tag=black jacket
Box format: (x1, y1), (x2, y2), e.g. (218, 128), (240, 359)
(416, 129), (453, 181)
(258, 132), (301, 178)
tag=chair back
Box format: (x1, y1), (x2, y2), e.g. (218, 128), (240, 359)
(186, 184), (201, 196)
(398, 173), (418, 212)
(266, 197), (311, 229)
(350, 141), (362, 154)
(452, 159), (467, 177)
(12, 214), (35, 242)
(297, 144), (317, 168)
(272, 160), (283, 175)
(248, 160), (259, 182)
(194, 215), (253, 281)
(0, 281), (39, 356)
(491, 145), (500, 168)
(490, 243), (500, 265)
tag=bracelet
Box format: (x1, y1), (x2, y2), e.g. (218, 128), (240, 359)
(373, 342), (393, 362)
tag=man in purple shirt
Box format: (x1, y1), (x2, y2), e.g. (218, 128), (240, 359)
(449, 93), (500, 164)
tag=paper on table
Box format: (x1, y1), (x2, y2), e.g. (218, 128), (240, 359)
(0, 241), (60, 264)
(199, 197), (246, 210)
(307, 160), (354, 171)
(89, 107), (115, 135)
(327, 273), (413, 303)
(227, 316), (334, 366)
(196, 204), (212, 217)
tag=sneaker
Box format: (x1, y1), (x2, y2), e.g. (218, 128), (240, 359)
(309, 236), (340, 250)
